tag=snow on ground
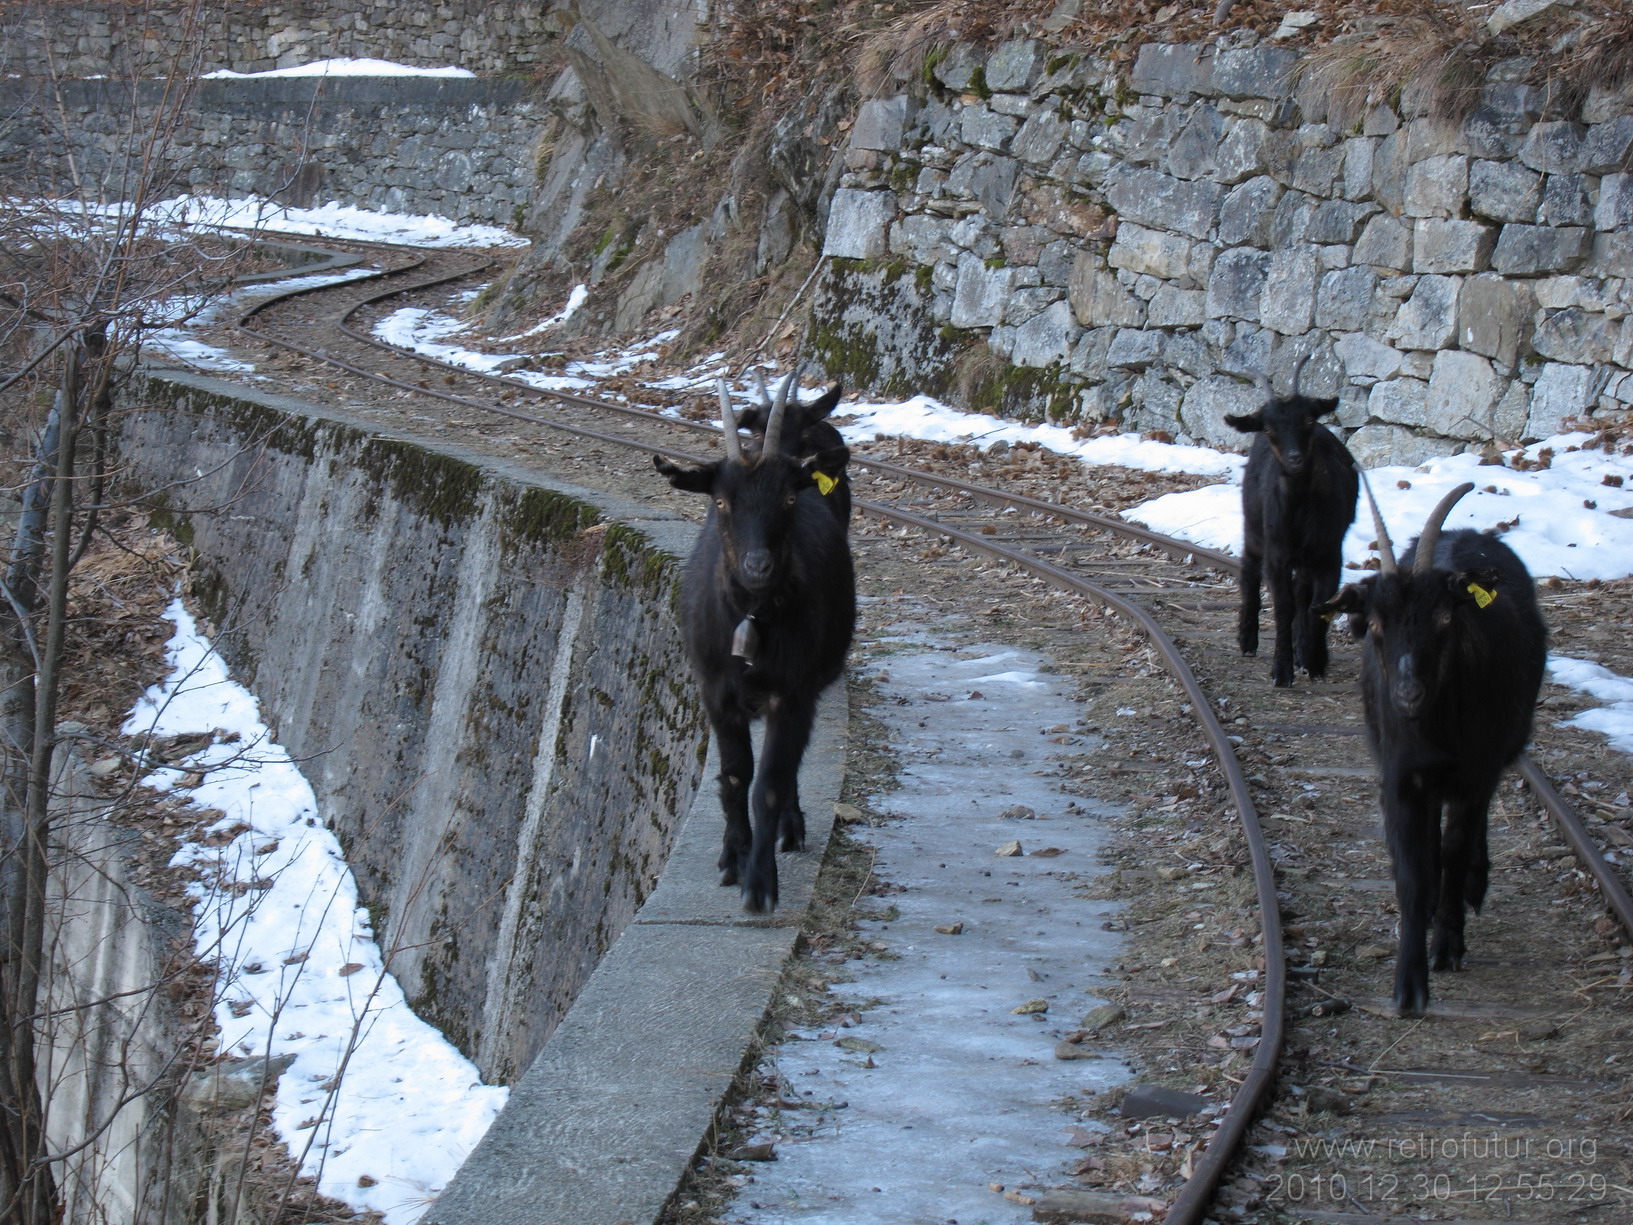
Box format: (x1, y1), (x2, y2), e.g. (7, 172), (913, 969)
(833, 395), (1243, 476)
(730, 628), (1127, 1224)
(145, 195), (528, 248)
(1127, 436), (1633, 582)
(142, 265), (381, 372)
(372, 304), (677, 392)
(122, 602), (506, 1225)
(203, 57), (475, 79)
(493, 283), (588, 341)
(1547, 657), (1633, 757)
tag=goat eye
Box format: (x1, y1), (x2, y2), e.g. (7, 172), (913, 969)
(714, 497), (728, 512)
(785, 491), (798, 508)
(1368, 618), (1383, 637)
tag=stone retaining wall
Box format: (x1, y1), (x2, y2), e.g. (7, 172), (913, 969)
(0, 76), (545, 225)
(810, 41), (1633, 462)
(117, 371), (707, 1083)
(0, 0), (554, 77)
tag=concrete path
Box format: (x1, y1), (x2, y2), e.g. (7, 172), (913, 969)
(424, 687), (847, 1225)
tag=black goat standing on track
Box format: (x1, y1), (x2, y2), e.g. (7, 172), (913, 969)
(654, 374), (855, 913)
(734, 368), (853, 529)
(1319, 481), (1547, 1016)
(1225, 361), (1359, 687)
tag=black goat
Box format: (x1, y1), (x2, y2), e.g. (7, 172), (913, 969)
(734, 368), (852, 528)
(1319, 481), (1547, 1016)
(1225, 361), (1359, 687)
(654, 380), (855, 913)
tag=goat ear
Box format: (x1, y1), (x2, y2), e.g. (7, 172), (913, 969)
(803, 445), (850, 489)
(1318, 582), (1370, 638)
(654, 454), (719, 494)
(1454, 566), (1502, 609)
(807, 383), (844, 421)
(1318, 582), (1367, 619)
(734, 406), (765, 433)
(1224, 413), (1263, 433)
(1306, 397), (1340, 419)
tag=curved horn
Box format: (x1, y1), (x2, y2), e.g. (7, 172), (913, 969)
(752, 368), (773, 410)
(715, 378), (744, 464)
(1359, 471), (1397, 577)
(1291, 352), (1312, 397)
(1413, 481), (1474, 575)
(763, 362), (807, 458)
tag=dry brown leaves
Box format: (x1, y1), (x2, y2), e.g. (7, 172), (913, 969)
(59, 513), (187, 726)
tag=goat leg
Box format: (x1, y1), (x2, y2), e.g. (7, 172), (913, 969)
(1431, 786), (1494, 972)
(1304, 561), (1341, 679)
(1237, 549), (1262, 657)
(712, 710), (755, 889)
(1385, 781), (1439, 1017)
(740, 698), (818, 913)
(1267, 557), (1297, 687)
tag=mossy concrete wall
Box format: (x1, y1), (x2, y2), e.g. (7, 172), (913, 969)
(117, 371), (707, 1083)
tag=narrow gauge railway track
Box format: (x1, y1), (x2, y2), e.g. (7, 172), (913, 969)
(221, 244), (1633, 1223)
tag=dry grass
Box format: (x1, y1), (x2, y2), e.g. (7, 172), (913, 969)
(1300, 1), (1633, 130)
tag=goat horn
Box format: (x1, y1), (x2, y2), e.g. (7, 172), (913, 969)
(715, 378), (744, 464)
(1359, 471), (1398, 576)
(763, 362), (806, 458)
(752, 368), (773, 410)
(1413, 481), (1474, 575)
(1291, 352), (1312, 397)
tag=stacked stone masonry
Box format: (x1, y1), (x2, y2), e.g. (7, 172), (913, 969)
(0, 77), (544, 227)
(818, 39), (1633, 462)
(0, 0), (553, 77)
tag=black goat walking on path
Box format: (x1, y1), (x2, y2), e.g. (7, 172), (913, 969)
(655, 375), (855, 913)
(1320, 481), (1547, 1016)
(1226, 362), (1359, 687)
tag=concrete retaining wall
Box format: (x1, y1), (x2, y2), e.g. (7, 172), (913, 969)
(117, 371), (708, 1083)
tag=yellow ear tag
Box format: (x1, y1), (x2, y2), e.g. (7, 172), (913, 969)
(1467, 582), (1496, 608)
(814, 471), (838, 496)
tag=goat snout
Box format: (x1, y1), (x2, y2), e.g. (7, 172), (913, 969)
(738, 549), (775, 589)
(1390, 653), (1425, 716)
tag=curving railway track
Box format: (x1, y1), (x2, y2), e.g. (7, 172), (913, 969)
(187, 239), (1633, 1223)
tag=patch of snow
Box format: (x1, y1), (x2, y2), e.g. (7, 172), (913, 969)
(144, 195), (528, 248)
(122, 601), (506, 1225)
(835, 395), (1244, 478)
(203, 58), (475, 79)
(1126, 436), (1633, 581)
(1547, 656), (1633, 755)
(493, 284), (588, 341)
(142, 332), (255, 371)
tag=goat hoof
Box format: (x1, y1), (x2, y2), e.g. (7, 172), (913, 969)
(718, 866), (739, 887)
(1394, 975), (1430, 1018)
(778, 807), (807, 853)
(740, 883), (778, 914)
(1430, 941), (1465, 972)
